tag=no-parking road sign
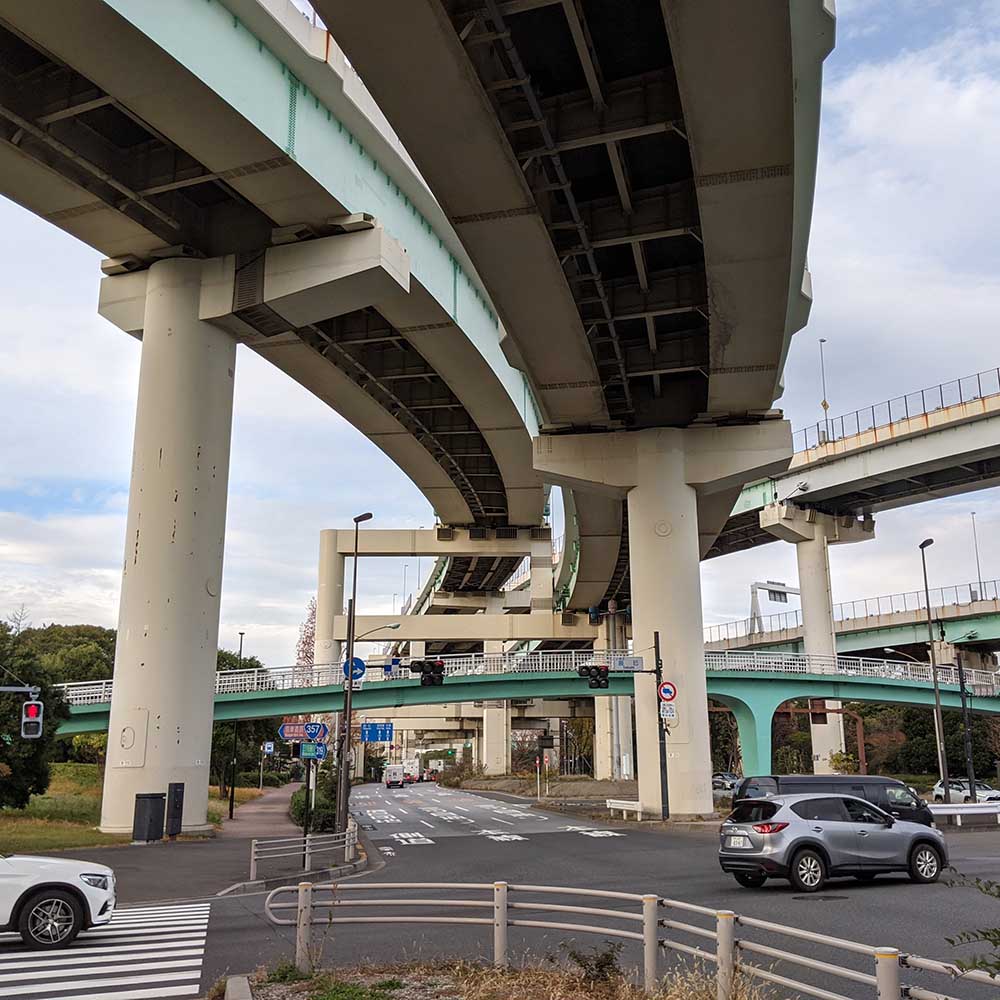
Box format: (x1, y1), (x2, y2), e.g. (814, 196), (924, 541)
(657, 680), (677, 702)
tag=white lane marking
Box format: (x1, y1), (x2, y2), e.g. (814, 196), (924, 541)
(420, 820), (434, 828)
(42, 988), (200, 1000)
(81, 924), (208, 938)
(0, 970), (201, 996)
(390, 832), (434, 845)
(397, 808), (408, 814)
(0, 948), (205, 970)
(560, 825), (626, 838)
(453, 806), (471, 812)
(490, 817), (515, 825)
(0, 958), (204, 983)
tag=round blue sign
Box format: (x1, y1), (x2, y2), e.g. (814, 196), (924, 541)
(343, 656), (367, 680)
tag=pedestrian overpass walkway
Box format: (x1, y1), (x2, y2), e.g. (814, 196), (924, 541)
(57, 650), (1000, 774)
(705, 576), (1000, 654)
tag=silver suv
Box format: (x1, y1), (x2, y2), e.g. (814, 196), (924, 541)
(719, 793), (947, 893)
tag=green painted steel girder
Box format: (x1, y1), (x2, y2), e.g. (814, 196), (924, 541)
(59, 669), (1000, 737)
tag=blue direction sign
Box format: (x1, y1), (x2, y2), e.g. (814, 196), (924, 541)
(360, 722), (394, 743)
(300, 742), (328, 761)
(263, 741), (275, 756)
(343, 656), (367, 681)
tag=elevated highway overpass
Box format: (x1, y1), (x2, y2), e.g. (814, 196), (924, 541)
(0, 0), (553, 831)
(2, 0), (836, 822)
(706, 576), (1000, 661)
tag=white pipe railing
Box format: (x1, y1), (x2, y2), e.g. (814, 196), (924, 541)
(250, 820), (358, 881)
(706, 576), (1000, 644)
(56, 649), (999, 707)
(264, 879), (997, 996)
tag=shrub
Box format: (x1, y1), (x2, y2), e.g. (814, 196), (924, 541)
(289, 789), (338, 831)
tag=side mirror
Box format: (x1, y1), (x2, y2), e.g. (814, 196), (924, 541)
(883, 815), (895, 827)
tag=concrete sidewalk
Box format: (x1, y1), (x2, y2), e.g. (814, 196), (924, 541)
(219, 782), (302, 839)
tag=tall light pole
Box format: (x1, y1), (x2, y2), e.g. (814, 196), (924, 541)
(819, 337), (831, 443)
(229, 630), (245, 820)
(335, 512), (372, 834)
(920, 539), (951, 803)
(972, 512), (984, 599)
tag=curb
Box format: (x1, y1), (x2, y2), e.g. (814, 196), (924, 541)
(217, 855), (368, 896)
(224, 976), (252, 1000)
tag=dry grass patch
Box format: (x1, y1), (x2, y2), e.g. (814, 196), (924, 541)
(251, 961), (770, 1000)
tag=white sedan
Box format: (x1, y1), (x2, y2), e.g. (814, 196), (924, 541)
(932, 779), (1000, 803)
(0, 854), (115, 948)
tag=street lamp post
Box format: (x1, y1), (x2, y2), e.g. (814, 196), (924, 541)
(819, 337), (831, 443)
(972, 512), (984, 599)
(920, 539), (951, 804)
(334, 512), (372, 834)
(229, 630), (245, 820)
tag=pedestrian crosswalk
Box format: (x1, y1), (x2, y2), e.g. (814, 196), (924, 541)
(0, 902), (210, 999)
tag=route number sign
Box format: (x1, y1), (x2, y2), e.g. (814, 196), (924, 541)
(657, 681), (677, 702)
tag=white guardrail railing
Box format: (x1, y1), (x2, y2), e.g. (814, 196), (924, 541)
(55, 650), (1000, 706)
(265, 879), (999, 997)
(250, 820), (358, 882)
(928, 803), (1000, 827)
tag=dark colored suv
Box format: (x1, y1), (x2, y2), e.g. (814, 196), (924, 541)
(734, 775), (932, 827)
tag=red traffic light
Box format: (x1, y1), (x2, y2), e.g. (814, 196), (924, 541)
(24, 703), (40, 719)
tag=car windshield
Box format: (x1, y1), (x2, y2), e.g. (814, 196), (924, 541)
(976, 783), (995, 790)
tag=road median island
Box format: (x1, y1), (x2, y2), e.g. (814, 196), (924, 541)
(237, 960), (768, 1000)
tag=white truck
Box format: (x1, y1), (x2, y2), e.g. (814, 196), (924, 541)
(403, 757), (421, 783)
(384, 764), (405, 789)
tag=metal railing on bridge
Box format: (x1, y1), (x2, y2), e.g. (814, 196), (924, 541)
(792, 365), (1000, 452)
(706, 576), (1000, 644)
(55, 648), (1000, 707)
(265, 878), (996, 997)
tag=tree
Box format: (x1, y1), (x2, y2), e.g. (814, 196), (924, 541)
(216, 649), (265, 672)
(947, 876), (1000, 976)
(296, 597), (316, 667)
(709, 703), (741, 772)
(828, 750), (859, 774)
(0, 622), (70, 808)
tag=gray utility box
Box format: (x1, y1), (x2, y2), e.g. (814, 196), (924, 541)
(166, 782), (185, 837)
(132, 792), (166, 843)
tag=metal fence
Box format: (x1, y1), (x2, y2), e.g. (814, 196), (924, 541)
(250, 822), (358, 882)
(706, 576), (1000, 644)
(264, 879), (998, 997)
(56, 648), (1000, 706)
(792, 366), (1000, 452)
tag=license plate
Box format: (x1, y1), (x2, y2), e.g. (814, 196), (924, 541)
(726, 835), (751, 849)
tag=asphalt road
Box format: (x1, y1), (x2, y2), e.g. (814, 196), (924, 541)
(9, 784), (1000, 998)
(199, 783), (1000, 997)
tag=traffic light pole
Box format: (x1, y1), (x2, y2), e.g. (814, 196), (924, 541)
(335, 596), (357, 834)
(653, 631), (669, 820)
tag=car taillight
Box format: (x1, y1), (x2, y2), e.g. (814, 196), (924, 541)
(751, 822), (789, 834)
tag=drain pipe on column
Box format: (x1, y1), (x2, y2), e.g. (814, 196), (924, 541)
(654, 631), (669, 820)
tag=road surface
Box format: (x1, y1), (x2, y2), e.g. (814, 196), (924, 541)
(5, 783), (1000, 998)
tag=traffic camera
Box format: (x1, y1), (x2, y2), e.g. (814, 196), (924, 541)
(21, 700), (43, 739)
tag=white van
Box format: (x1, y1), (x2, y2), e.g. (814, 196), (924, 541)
(384, 764), (405, 789)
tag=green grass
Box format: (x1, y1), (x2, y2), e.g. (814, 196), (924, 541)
(0, 817), (128, 852)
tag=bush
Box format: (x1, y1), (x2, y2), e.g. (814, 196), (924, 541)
(439, 760), (486, 788)
(289, 788), (338, 831)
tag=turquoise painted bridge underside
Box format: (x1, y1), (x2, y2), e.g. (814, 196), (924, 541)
(62, 672), (1000, 777)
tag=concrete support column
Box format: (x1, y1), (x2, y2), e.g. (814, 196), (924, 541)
(594, 697), (615, 781)
(628, 441), (712, 816)
(718, 697), (776, 777)
(482, 700), (511, 775)
(410, 641), (426, 658)
(616, 697), (634, 779)
(760, 503), (875, 774)
(534, 422), (792, 818)
(100, 259), (237, 833)
(530, 538), (554, 611)
(933, 640), (957, 666)
(314, 529), (346, 668)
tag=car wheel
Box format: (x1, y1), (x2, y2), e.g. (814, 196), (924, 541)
(734, 873), (767, 889)
(933, 795), (943, 802)
(854, 874), (878, 882)
(18, 889), (83, 949)
(790, 849), (827, 893)
(909, 844), (942, 884)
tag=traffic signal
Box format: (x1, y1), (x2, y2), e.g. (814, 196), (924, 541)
(587, 664), (609, 690)
(20, 700), (43, 739)
(408, 659), (446, 686)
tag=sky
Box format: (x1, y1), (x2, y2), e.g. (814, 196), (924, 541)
(1, 0), (999, 666)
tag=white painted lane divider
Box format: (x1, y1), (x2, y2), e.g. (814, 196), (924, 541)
(476, 830), (528, 842)
(0, 902), (210, 1000)
(561, 825), (626, 838)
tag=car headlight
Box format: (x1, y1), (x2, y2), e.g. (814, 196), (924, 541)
(80, 873), (109, 890)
